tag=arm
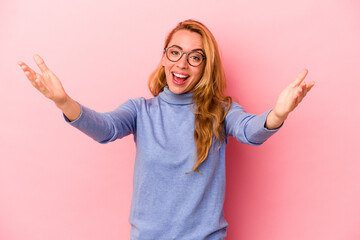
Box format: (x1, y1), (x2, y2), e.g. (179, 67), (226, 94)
(265, 69), (315, 129)
(225, 103), (279, 145)
(64, 100), (137, 143)
(19, 54), (137, 143)
(18, 54), (81, 121)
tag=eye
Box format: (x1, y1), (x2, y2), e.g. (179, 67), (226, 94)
(189, 52), (202, 63)
(170, 50), (180, 56)
(190, 55), (201, 62)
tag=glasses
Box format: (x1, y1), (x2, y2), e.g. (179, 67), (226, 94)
(164, 45), (206, 67)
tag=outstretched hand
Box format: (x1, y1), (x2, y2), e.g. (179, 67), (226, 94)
(18, 55), (81, 121)
(18, 54), (68, 106)
(266, 69), (315, 129)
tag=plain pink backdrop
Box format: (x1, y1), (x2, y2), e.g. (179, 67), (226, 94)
(1, 0), (360, 239)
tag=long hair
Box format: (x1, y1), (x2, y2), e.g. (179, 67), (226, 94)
(148, 19), (232, 174)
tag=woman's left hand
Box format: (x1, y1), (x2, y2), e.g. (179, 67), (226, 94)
(265, 69), (315, 129)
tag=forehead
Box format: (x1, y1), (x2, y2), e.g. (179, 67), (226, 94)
(168, 29), (203, 51)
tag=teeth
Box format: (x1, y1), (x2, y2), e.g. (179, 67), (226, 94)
(173, 73), (188, 78)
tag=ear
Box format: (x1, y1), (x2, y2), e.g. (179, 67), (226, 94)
(161, 50), (166, 67)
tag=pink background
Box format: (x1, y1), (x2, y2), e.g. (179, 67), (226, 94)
(1, 0), (360, 239)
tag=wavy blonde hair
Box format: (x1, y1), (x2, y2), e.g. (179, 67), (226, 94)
(148, 19), (232, 174)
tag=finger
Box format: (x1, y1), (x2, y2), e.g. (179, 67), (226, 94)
(24, 68), (38, 83)
(306, 81), (315, 92)
(30, 73), (44, 89)
(294, 84), (305, 99)
(300, 82), (307, 93)
(34, 75), (51, 96)
(18, 62), (37, 80)
(291, 69), (308, 88)
(35, 77), (48, 93)
(33, 54), (49, 73)
(25, 71), (37, 85)
(294, 89), (304, 106)
(301, 84), (308, 98)
(296, 83), (310, 105)
(296, 86), (303, 97)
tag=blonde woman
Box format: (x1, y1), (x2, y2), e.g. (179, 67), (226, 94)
(18, 20), (314, 240)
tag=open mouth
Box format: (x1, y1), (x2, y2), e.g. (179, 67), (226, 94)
(172, 72), (189, 85)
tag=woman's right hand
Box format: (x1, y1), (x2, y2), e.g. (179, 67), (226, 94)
(18, 54), (81, 121)
(18, 54), (68, 106)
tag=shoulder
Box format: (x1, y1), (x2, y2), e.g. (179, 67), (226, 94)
(226, 101), (246, 116)
(224, 101), (252, 130)
(122, 95), (161, 111)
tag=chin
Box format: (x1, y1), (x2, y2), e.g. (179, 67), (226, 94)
(168, 85), (187, 94)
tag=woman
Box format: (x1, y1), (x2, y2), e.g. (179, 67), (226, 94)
(18, 20), (314, 240)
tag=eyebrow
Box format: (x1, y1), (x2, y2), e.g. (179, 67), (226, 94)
(171, 44), (205, 54)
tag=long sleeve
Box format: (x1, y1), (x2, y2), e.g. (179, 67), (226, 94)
(61, 92), (280, 240)
(225, 102), (280, 145)
(64, 99), (137, 143)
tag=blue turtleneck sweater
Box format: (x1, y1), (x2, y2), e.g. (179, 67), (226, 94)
(65, 87), (280, 240)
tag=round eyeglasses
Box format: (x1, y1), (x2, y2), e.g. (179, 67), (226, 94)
(164, 45), (206, 67)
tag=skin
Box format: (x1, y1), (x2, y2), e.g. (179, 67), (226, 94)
(266, 69), (315, 129)
(18, 55), (81, 121)
(161, 30), (205, 95)
(18, 36), (314, 128)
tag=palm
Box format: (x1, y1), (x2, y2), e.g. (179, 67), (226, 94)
(273, 69), (315, 119)
(18, 55), (67, 105)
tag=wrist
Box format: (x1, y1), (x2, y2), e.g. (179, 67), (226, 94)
(272, 109), (288, 123)
(274, 113), (288, 124)
(55, 95), (81, 122)
(265, 110), (287, 130)
(55, 95), (72, 110)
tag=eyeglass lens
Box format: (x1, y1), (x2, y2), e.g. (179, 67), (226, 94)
(166, 46), (204, 67)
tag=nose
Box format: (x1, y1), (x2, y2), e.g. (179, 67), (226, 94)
(176, 53), (189, 69)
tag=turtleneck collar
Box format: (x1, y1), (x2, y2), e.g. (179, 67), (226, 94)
(158, 86), (194, 105)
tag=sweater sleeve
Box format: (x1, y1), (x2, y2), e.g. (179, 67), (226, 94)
(225, 102), (281, 145)
(63, 99), (137, 144)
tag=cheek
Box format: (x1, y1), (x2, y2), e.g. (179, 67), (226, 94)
(194, 67), (205, 80)
(161, 57), (173, 74)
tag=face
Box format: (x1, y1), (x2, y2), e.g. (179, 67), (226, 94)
(161, 29), (205, 94)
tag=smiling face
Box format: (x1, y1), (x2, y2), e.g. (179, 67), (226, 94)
(161, 29), (205, 94)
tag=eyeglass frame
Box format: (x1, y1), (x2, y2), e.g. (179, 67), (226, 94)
(164, 45), (206, 67)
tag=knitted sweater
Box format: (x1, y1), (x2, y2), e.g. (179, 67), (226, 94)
(65, 87), (280, 240)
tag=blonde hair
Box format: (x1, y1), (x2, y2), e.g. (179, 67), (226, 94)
(148, 19), (232, 174)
